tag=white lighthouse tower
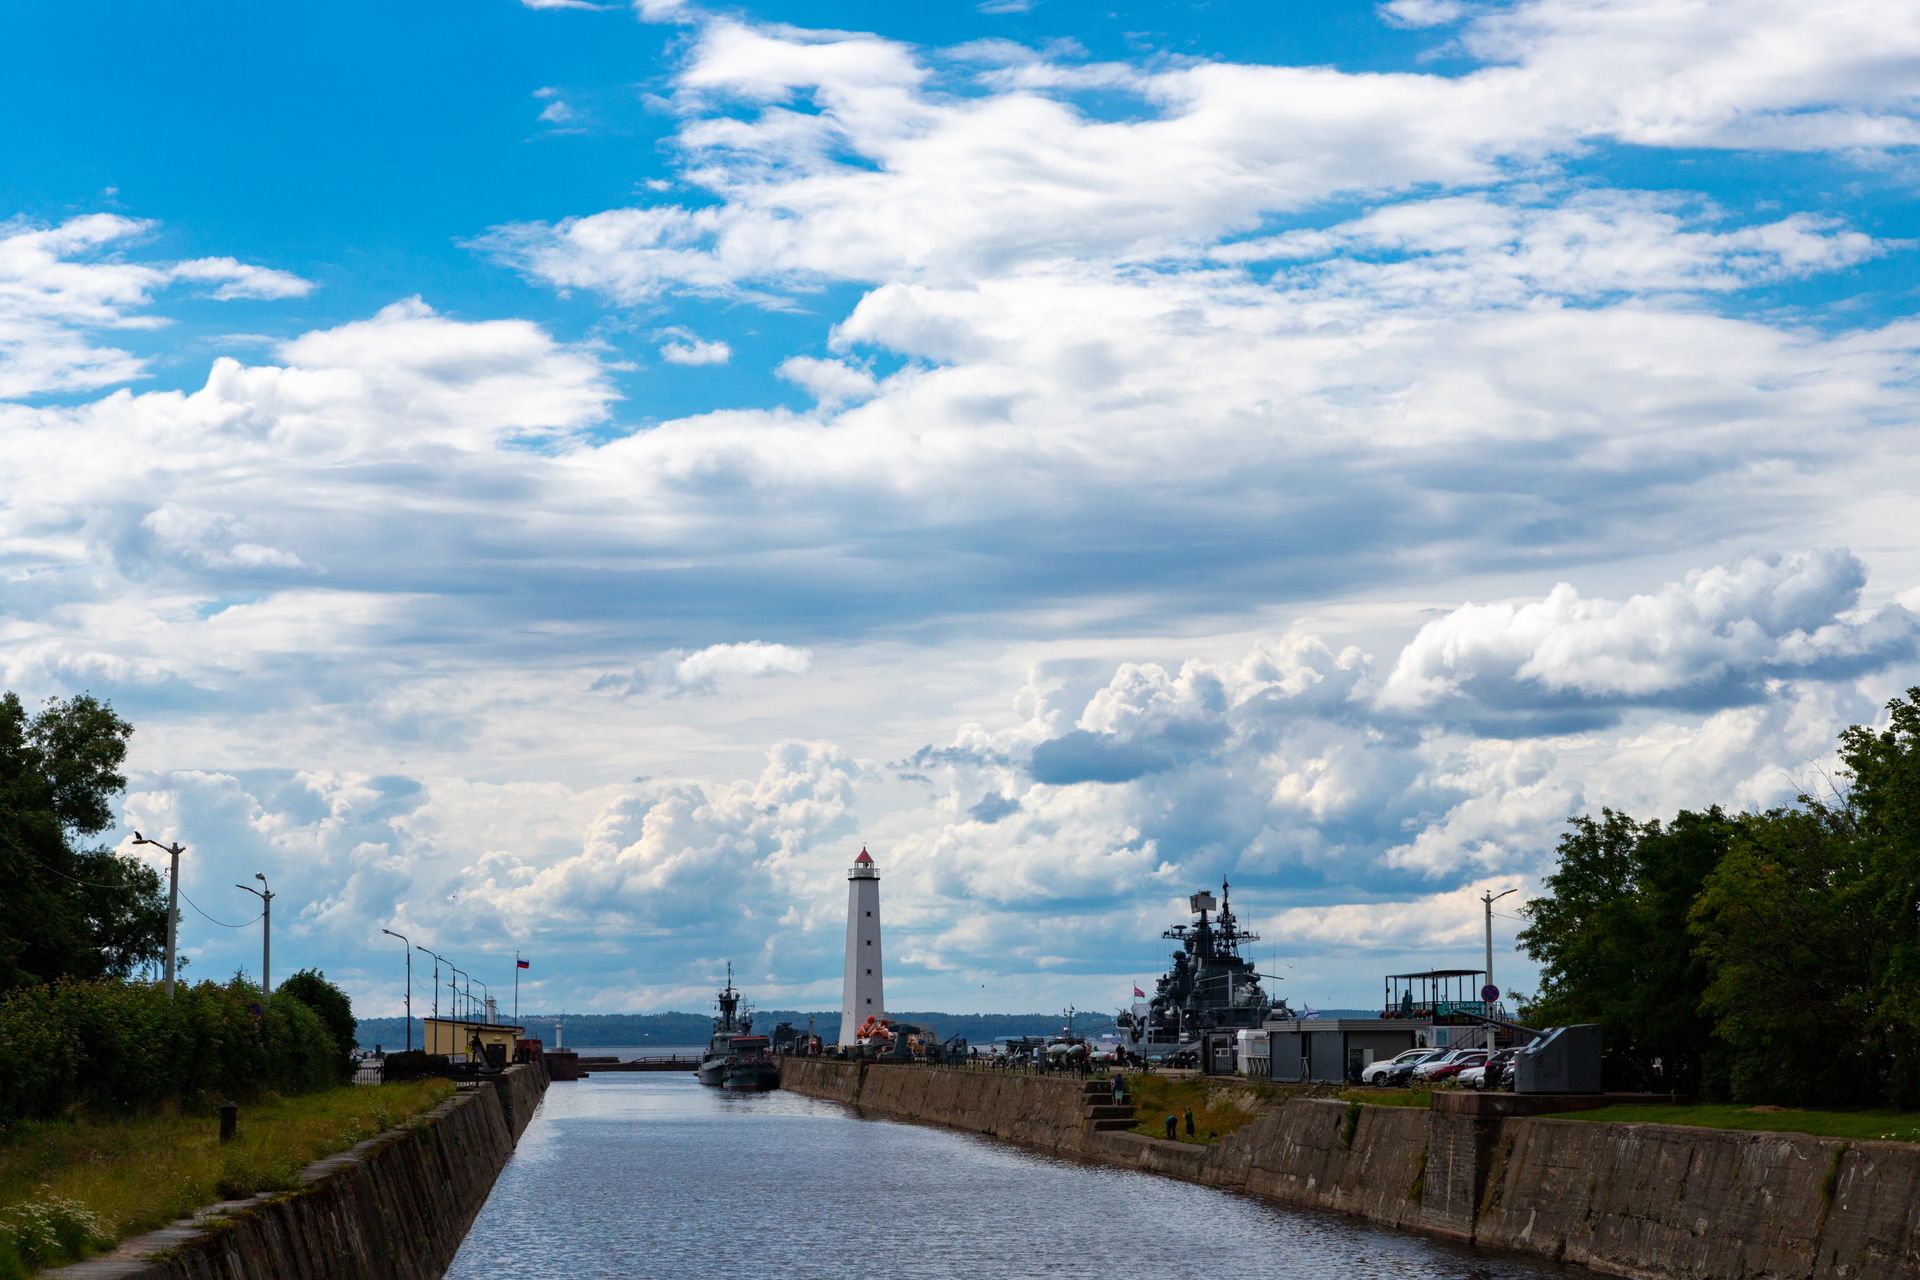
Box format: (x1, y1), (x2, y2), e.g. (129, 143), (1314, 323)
(839, 846), (885, 1045)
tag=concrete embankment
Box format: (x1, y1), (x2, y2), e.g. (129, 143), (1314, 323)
(778, 1059), (1920, 1279)
(52, 1059), (549, 1280)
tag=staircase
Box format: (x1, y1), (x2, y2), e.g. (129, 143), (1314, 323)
(1081, 1077), (1137, 1132)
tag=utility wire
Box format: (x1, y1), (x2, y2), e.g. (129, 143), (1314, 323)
(11, 845), (156, 892)
(179, 888), (259, 929)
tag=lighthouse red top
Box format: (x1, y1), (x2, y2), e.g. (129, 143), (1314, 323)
(854, 847), (873, 865)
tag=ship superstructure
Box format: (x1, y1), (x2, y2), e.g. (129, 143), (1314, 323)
(1118, 881), (1285, 1053)
(697, 962), (751, 1087)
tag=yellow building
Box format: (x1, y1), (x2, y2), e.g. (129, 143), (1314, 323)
(422, 1016), (525, 1062)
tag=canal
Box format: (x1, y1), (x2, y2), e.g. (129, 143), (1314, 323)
(448, 1072), (1569, 1278)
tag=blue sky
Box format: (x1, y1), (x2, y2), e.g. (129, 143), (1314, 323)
(3, 0), (1918, 1020)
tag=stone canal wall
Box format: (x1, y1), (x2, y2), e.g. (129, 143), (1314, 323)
(53, 1059), (549, 1280)
(777, 1059), (1920, 1279)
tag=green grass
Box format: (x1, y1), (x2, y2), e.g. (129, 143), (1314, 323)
(1340, 1085), (1433, 1108)
(1543, 1103), (1920, 1142)
(0, 1080), (452, 1278)
(1122, 1074), (1273, 1145)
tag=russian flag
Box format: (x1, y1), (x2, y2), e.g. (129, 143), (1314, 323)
(516, 958), (531, 969)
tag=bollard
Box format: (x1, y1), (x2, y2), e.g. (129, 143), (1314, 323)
(219, 1103), (238, 1144)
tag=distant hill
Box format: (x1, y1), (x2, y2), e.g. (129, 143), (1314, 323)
(354, 1008), (1118, 1051)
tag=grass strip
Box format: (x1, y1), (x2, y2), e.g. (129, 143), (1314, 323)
(0, 1080), (452, 1278)
(1540, 1103), (1920, 1143)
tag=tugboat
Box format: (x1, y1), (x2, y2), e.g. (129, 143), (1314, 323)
(697, 963), (751, 1087)
(1115, 881), (1288, 1059)
(720, 1033), (779, 1091)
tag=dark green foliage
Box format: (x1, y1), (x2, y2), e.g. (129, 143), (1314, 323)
(0, 978), (337, 1132)
(0, 692), (162, 993)
(1521, 688), (1920, 1108)
(1519, 807), (1734, 1093)
(276, 970), (357, 1082)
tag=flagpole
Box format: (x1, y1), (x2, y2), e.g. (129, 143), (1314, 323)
(514, 951), (520, 1023)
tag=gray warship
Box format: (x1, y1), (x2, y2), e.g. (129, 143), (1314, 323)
(1116, 881), (1286, 1057)
(696, 964), (750, 1087)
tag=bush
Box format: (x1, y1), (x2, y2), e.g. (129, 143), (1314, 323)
(0, 978), (340, 1133)
(274, 970), (357, 1083)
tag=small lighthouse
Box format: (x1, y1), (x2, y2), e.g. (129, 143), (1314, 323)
(839, 846), (885, 1045)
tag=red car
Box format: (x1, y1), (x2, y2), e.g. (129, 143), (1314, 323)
(1424, 1050), (1488, 1082)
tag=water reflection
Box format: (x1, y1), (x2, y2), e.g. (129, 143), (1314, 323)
(449, 1073), (1565, 1279)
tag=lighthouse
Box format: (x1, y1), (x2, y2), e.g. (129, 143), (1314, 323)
(839, 846), (885, 1045)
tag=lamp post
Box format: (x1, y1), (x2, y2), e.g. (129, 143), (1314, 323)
(1481, 888), (1518, 1005)
(131, 832), (184, 1000)
(235, 873), (274, 993)
(450, 966), (467, 1025)
(475, 979), (492, 1024)
(382, 928), (412, 1052)
(417, 947), (441, 1021)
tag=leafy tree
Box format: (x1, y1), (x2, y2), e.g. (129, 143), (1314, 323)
(1691, 807), (1873, 1105)
(1518, 808), (1734, 1092)
(277, 968), (357, 1081)
(0, 692), (162, 992)
(1835, 688), (1920, 1105)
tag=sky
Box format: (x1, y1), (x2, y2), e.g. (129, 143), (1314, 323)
(3, 0), (1918, 1021)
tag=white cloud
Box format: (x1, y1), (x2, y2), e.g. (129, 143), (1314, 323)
(777, 354), (875, 405)
(0, 214), (313, 399)
(538, 100), (576, 125)
(656, 328), (731, 364)
(1379, 550), (1920, 718)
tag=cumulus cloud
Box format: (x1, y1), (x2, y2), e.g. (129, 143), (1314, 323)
(656, 328), (731, 364)
(595, 642), (814, 697)
(1379, 550), (1920, 726)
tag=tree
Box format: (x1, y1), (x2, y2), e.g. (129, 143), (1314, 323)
(0, 692), (162, 992)
(1518, 807), (1734, 1093)
(277, 968), (357, 1081)
(1691, 807), (1872, 1106)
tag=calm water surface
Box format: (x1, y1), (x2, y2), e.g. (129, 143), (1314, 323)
(448, 1072), (1567, 1279)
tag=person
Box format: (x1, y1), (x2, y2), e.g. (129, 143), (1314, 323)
(1164, 1113), (1178, 1140)
(1111, 1075), (1126, 1106)
(1183, 1107), (1195, 1137)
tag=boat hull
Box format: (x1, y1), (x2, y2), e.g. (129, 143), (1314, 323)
(696, 1056), (728, 1086)
(721, 1064), (779, 1092)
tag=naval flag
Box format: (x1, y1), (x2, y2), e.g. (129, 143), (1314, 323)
(1132, 985), (1145, 998)
(516, 958), (530, 970)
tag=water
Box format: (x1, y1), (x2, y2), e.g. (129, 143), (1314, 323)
(448, 1073), (1567, 1279)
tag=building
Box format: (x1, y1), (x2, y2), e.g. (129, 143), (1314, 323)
(423, 1016), (525, 1066)
(839, 846), (884, 1045)
(1261, 1017), (1429, 1082)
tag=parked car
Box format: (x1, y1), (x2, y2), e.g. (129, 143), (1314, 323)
(1411, 1048), (1483, 1082)
(1424, 1050), (1488, 1083)
(1360, 1048), (1438, 1086)
(1460, 1048), (1518, 1090)
(1376, 1048), (1448, 1086)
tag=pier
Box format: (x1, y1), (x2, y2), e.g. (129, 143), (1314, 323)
(572, 1054), (698, 1073)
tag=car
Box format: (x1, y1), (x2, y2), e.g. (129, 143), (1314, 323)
(1360, 1047), (1439, 1085)
(1411, 1048), (1483, 1082)
(1375, 1047), (1449, 1086)
(1424, 1050), (1487, 1083)
(1459, 1048), (1519, 1090)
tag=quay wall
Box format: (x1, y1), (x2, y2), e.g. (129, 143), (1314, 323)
(52, 1059), (549, 1280)
(777, 1059), (1920, 1279)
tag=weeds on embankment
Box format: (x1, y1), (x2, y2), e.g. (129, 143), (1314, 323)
(0, 1079), (451, 1278)
(1545, 1103), (1920, 1143)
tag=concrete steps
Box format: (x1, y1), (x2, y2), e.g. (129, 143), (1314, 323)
(1090, 1117), (1138, 1132)
(1085, 1104), (1135, 1121)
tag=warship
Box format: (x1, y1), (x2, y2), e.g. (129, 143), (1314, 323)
(1116, 881), (1286, 1056)
(696, 963), (752, 1087)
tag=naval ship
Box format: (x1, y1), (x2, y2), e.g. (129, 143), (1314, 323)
(1116, 881), (1286, 1057)
(697, 964), (751, 1086)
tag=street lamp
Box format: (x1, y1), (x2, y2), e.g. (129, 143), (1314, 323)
(1481, 888), (1519, 1006)
(416, 947), (442, 1021)
(450, 966), (467, 1025)
(235, 873), (274, 994)
(475, 979), (492, 1024)
(130, 832), (184, 1000)
(382, 928), (412, 1052)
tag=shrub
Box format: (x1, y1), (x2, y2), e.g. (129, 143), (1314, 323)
(274, 970), (356, 1083)
(0, 978), (342, 1132)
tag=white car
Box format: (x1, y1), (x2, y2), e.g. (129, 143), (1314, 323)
(1361, 1047), (1441, 1086)
(1411, 1048), (1481, 1081)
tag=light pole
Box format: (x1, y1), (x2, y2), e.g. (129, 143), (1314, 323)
(235, 873), (274, 993)
(476, 979), (492, 1024)
(1481, 888), (1518, 1005)
(382, 928), (412, 1052)
(131, 832), (184, 1000)
(450, 966), (467, 1025)
(417, 947), (441, 1021)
